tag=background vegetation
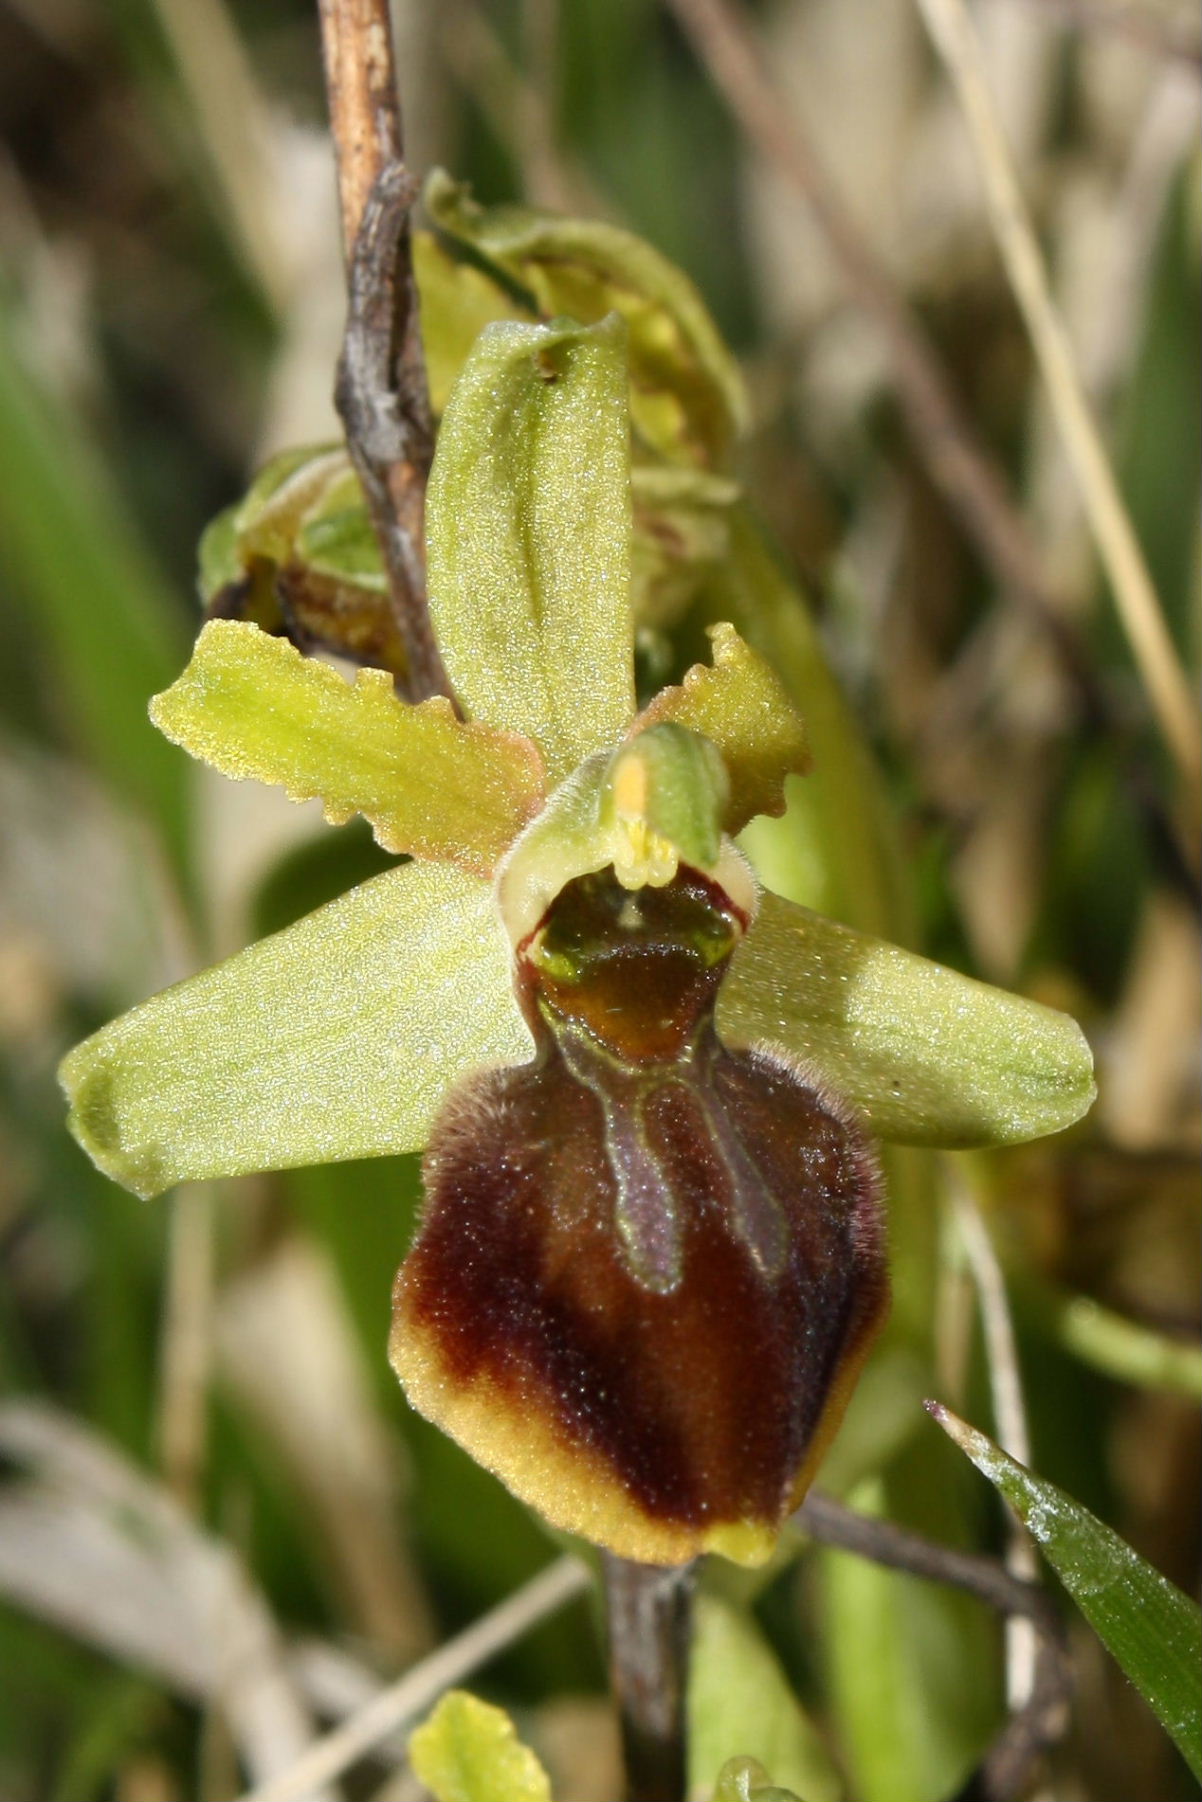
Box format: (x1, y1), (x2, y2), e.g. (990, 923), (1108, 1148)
(0, 0), (1197, 1797)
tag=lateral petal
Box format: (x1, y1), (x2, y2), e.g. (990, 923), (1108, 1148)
(150, 621), (545, 876)
(636, 622), (811, 834)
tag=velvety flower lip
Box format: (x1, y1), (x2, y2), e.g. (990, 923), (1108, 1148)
(59, 307), (1096, 1565)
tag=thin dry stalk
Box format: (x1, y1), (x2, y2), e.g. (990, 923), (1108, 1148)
(953, 1176), (1041, 1712)
(1000, 0), (1202, 69)
(316, 0), (451, 701)
(231, 1556), (591, 1802)
(318, 0), (404, 260)
(916, 0), (1201, 797)
(156, 1180), (215, 1512)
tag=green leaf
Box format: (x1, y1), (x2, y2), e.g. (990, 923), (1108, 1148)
(427, 314), (635, 781)
(930, 1404), (1202, 1777)
(638, 622), (810, 834)
(150, 620), (546, 876)
(59, 862), (531, 1199)
(719, 892), (1095, 1147)
(690, 1592), (841, 1802)
(818, 1471), (996, 1802)
(0, 302), (189, 877)
(408, 1691), (552, 1802)
(425, 170), (747, 469)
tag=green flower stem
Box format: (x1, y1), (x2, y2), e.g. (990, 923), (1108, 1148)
(603, 1555), (695, 1802)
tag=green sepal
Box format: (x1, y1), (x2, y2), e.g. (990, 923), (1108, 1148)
(425, 169), (746, 469)
(719, 892), (1095, 1147)
(930, 1404), (1202, 1779)
(638, 622), (810, 834)
(59, 862), (531, 1199)
(408, 1691), (552, 1802)
(427, 314), (634, 781)
(150, 620), (545, 876)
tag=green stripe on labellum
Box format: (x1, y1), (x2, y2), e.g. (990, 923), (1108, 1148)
(150, 620), (546, 876)
(720, 893), (1096, 1148)
(426, 313), (635, 781)
(60, 862), (531, 1198)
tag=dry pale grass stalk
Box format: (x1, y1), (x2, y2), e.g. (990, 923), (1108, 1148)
(156, 1181), (216, 1511)
(147, 0), (288, 311)
(0, 1404), (337, 1799)
(662, 0), (1089, 673)
(232, 1556), (592, 1802)
(951, 1169), (1041, 1712)
(916, 0), (1201, 795)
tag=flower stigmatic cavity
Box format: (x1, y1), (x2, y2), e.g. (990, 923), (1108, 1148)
(393, 831), (887, 1566)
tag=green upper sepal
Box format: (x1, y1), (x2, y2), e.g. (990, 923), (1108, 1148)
(426, 313), (635, 781)
(150, 620), (546, 876)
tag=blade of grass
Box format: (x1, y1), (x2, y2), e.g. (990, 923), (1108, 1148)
(0, 313), (190, 883)
(929, 1402), (1202, 1778)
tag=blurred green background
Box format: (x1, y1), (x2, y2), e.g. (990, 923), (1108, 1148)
(0, 0), (1198, 1798)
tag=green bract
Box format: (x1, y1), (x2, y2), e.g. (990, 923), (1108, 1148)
(62, 308), (1094, 1202)
(931, 1405), (1202, 1778)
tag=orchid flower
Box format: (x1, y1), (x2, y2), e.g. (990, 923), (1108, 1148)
(59, 310), (1094, 1568)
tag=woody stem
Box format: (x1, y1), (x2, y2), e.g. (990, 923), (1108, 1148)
(602, 1553), (695, 1802)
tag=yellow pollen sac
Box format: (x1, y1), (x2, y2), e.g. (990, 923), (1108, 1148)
(612, 816), (679, 890)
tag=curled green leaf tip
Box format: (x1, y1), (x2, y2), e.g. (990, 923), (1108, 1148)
(713, 1757), (807, 1802)
(408, 1690), (552, 1802)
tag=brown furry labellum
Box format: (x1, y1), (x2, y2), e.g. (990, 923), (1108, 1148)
(390, 865), (888, 1566)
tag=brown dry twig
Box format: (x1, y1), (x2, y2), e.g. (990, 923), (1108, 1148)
(317, 0), (452, 702)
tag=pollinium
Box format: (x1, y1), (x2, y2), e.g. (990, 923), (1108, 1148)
(392, 861), (888, 1567)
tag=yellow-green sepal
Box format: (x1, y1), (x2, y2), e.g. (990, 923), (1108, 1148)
(425, 169), (747, 469)
(59, 862), (531, 1199)
(150, 621), (545, 875)
(638, 622), (810, 834)
(720, 892), (1096, 1147)
(427, 313), (635, 782)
